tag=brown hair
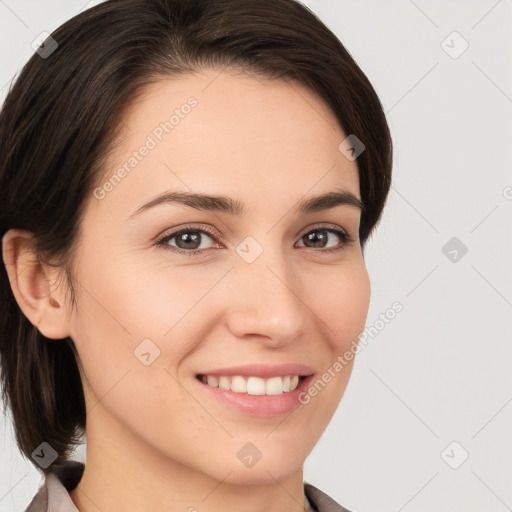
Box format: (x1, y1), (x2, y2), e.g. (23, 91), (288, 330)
(0, 0), (392, 474)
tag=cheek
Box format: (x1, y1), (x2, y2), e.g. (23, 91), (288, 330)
(67, 258), (203, 449)
(68, 253), (222, 413)
(311, 260), (371, 351)
(72, 253), (205, 345)
(296, 262), (369, 431)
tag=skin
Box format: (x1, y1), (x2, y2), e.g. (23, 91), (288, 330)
(3, 68), (370, 512)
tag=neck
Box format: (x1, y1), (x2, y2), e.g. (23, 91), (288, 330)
(69, 406), (311, 512)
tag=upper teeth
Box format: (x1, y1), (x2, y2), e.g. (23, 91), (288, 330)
(201, 375), (301, 395)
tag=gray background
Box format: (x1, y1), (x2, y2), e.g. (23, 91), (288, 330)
(1, 1), (511, 511)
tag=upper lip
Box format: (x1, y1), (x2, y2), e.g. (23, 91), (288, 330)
(196, 364), (315, 379)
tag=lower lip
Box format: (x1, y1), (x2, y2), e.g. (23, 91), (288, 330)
(194, 375), (315, 417)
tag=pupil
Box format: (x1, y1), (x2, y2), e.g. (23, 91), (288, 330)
(178, 232), (201, 250)
(306, 230), (327, 248)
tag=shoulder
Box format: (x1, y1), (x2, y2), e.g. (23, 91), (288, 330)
(304, 481), (354, 512)
(23, 460), (84, 512)
(23, 481), (47, 512)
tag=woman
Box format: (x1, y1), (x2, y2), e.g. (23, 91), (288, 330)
(0, 0), (392, 510)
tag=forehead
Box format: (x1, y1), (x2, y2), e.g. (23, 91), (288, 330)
(92, 69), (360, 217)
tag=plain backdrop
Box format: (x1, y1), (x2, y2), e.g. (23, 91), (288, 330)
(1, 1), (511, 511)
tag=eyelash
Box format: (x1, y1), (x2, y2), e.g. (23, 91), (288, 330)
(155, 224), (354, 258)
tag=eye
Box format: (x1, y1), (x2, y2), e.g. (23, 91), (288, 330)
(156, 225), (219, 257)
(296, 225), (353, 253)
(155, 223), (353, 257)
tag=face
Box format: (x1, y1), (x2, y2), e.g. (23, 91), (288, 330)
(60, 68), (370, 483)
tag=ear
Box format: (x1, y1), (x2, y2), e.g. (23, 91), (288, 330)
(2, 228), (72, 339)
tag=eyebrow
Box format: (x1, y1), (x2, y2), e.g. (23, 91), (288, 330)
(127, 189), (364, 220)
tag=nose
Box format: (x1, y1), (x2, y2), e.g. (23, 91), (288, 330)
(223, 247), (307, 348)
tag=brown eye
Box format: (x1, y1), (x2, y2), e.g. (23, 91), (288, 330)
(296, 227), (351, 252)
(156, 226), (218, 256)
(172, 230), (206, 250)
(156, 224), (352, 258)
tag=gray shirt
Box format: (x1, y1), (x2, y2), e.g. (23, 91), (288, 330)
(23, 461), (352, 512)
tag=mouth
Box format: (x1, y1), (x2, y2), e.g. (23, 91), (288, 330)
(193, 372), (316, 417)
(195, 373), (310, 395)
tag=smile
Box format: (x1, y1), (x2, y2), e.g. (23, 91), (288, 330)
(197, 374), (304, 395)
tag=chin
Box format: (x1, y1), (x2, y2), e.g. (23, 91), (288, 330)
(222, 463), (302, 486)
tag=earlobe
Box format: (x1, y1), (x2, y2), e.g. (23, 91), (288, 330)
(2, 228), (72, 340)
